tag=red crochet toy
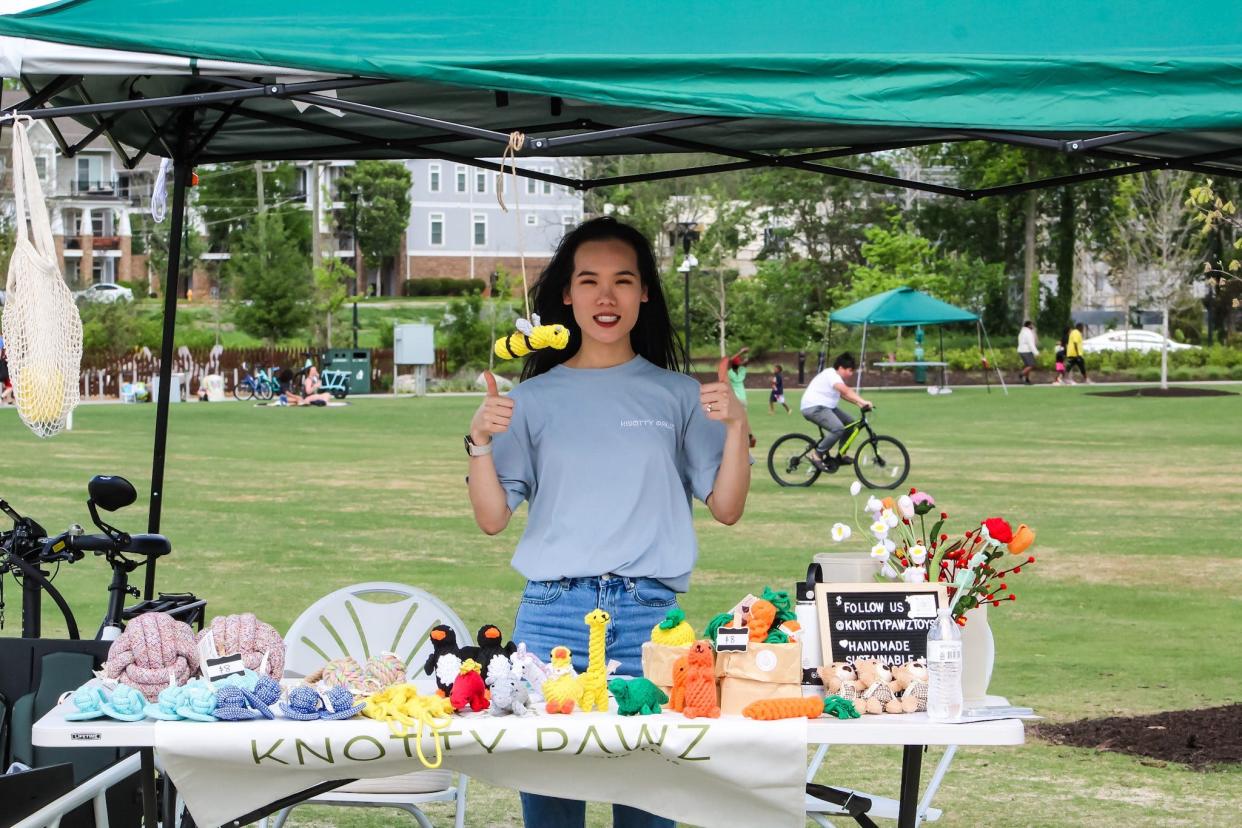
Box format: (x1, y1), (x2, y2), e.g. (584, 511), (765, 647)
(449, 659), (488, 712)
(680, 640), (720, 719)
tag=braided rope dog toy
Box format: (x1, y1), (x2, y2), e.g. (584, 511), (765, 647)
(362, 684), (454, 769)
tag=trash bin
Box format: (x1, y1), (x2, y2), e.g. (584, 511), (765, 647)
(150, 372), (183, 403)
(322, 348), (372, 394)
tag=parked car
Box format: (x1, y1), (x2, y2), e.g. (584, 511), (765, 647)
(74, 283), (134, 304)
(1081, 329), (1199, 354)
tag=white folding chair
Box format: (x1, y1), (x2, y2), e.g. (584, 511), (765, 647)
(271, 582), (472, 828)
(804, 743), (954, 826)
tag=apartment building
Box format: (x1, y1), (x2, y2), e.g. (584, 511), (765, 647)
(0, 91), (160, 290)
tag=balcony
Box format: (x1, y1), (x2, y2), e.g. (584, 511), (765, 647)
(65, 237), (83, 250)
(93, 236), (122, 250)
(71, 179), (117, 197)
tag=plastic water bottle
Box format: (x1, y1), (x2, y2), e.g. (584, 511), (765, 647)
(926, 607), (962, 721)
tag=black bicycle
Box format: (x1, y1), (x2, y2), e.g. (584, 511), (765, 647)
(768, 408), (910, 490)
(0, 475), (205, 640)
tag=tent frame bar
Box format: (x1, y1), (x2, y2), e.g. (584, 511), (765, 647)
(6, 73), (1242, 200)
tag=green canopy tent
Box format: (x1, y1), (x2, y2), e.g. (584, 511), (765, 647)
(1, 0), (1237, 599)
(827, 288), (1001, 393)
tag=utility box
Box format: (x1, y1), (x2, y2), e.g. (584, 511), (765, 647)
(394, 324), (436, 396)
(323, 348), (372, 394)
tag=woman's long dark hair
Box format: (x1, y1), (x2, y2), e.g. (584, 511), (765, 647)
(520, 217), (686, 380)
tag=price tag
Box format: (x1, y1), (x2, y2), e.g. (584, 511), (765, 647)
(204, 654), (246, 683)
(715, 626), (749, 652)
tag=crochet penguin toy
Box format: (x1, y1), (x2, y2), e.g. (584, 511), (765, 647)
(474, 624), (517, 683)
(423, 625), (467, 696)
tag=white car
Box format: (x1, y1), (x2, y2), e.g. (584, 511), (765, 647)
(75, 283), (134, 303)
(1081, 329), (1198, 354)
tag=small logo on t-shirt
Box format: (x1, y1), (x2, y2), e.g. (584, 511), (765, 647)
(620, 418), (675, 431)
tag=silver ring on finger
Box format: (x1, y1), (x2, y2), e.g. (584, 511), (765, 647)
(706, 403), (713, 413)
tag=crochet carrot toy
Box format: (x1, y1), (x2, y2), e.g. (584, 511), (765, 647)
(743, 694), (862, 721)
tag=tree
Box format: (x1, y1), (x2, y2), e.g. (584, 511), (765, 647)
(672, 188), (747, 356)
(440, 291), (490, 372)
(1186, 178), (1242, 343)
(309, 259), (351, 348)
(226, 211), (314, 344)
(338, 161), (412, 294)
(1107, 171), (1203, 388)
(133, 213), (205, 297)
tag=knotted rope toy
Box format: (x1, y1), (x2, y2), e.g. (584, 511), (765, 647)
(306, 652), (407, 695)
(197, 613), (285, 681)
(177, 681), (220, 722)
(362, 684), (454, 769)
(104, 612), (200, 701)
(280, 685), (366, 721)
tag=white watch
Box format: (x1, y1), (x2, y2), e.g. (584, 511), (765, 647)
(464, 435), (493, 457)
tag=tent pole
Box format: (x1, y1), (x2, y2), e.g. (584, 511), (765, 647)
(938, 327), (946, 388)
(145, 159), (192, 600)
(857, 322), (868, 390)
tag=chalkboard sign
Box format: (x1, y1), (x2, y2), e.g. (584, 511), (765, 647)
(816, 582), (948, 666)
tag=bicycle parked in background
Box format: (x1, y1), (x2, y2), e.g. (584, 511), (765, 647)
(0, 475), (205, 640)
(768, 407), (910, 490)
(232, 363), (281, 401)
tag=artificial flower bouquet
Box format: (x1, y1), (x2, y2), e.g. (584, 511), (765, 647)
(831, 483), (1036, 625)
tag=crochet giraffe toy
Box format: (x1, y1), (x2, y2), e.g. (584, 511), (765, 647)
(579, 609), (611, 713)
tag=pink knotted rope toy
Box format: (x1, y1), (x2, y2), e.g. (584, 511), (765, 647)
(104, 613), (200, 701)
(197, 613), (285, 680)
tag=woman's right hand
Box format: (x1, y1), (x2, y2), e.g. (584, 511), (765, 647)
(469, 371), (515, 445)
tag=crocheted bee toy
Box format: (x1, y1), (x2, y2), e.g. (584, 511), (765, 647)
(494, 314), (570, 360)
(475, 624), (517, 683)
(449, 659), (489, 713)
(423, 625), (467, 696)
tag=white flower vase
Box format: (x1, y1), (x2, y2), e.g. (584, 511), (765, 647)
(960, 603), (995, 707)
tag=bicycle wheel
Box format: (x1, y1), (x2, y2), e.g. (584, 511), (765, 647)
(854, 436), (911, 490)
(233, 380), (254, 401)
(256, 381), (274, 401)
(768, 433), (822, 487)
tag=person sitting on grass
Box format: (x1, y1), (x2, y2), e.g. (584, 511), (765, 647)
(278, 367), (331, 406)
(800, 352), (872, 471)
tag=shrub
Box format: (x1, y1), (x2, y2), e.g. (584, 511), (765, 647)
(1229, 365), (1242, 381)
(1200, 365), (1230, 380)
(1169, 366), (1195, 382)
(1134, 366), (1161, 382)
(402, 277), (486, 297)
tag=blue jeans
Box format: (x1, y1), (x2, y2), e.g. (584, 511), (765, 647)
(513, 575), (679, 828)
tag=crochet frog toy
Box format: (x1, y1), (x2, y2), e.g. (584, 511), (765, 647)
(449, 659), (488, 712)
(608, 677), (668, 716)
(680, 640), (720, 719)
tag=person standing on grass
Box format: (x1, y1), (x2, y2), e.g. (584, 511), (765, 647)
(1066, 322), (1089, 384)
(1054, 331), (1068, 386)
(1017, 320), (1038, 385)
(800, 353), (872, 472)
(769, 363), (791, 414)
(465, 217), (750, 828)
(726, 347), (757, 448)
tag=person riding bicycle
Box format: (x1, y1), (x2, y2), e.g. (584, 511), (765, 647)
(800, 352), (873, 471)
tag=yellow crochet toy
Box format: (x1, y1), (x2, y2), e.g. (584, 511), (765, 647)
(362, 684), (454, 768)
(650, 608), (695, 647)
(494, 314), (570, 360)
(579, 609), (611, 712)
(541, 645), (582, 714)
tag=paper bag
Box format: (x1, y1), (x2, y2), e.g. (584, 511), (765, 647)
(641, 641), (690, 696)
(714, 643), (801, 715)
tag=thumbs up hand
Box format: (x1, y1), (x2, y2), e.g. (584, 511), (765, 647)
(699, 357), (745, 425)
(470, 371), (515, 445)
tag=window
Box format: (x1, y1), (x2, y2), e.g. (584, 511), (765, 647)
(475, 170), (487, 193)
(563, 215), (576, 228)
(91, 258), (104, 284)
(428, 163), (441, 193)
(76, 156), (103, 191)
(526, 175), (537, 195)
(472, 214), (487, 246)
(34, 156), (47, 182)
(455, 165), (467, 193)
(429, 213), (445, 246)
(542, 167), (553, 195)
(525, 214), (538, 226)
(64, 258), (80, 283)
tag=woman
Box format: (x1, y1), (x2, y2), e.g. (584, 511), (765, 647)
(466, 217), (750, 828)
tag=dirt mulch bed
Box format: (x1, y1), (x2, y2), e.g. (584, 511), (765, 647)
(1036, 705), (1242, 769)
(1087, 388), (1237, 398)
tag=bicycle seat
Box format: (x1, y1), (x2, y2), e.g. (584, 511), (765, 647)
(123, 533), (171, 558)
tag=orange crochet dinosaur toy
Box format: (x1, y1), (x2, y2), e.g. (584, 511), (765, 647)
(680, 640), (719, 719)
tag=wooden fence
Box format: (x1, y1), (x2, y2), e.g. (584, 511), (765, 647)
(78, 347), (407, 398)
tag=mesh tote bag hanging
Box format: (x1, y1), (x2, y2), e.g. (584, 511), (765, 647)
(2, 116), (82, 438)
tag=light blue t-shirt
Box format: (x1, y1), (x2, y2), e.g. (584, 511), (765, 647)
(492, 355), (725, 592)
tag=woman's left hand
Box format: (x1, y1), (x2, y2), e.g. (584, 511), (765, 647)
(700, 381), (744, 425)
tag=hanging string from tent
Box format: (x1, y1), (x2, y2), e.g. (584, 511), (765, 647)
(492, 131), (569, 360)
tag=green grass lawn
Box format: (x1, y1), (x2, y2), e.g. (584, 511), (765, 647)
(2, 384), (1239, 826)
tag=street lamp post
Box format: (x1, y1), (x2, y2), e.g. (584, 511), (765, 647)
(349, 186), (362, 296)
(676, 223), (699, 374)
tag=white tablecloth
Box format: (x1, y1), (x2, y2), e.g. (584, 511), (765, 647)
(154, 711), (808, 828)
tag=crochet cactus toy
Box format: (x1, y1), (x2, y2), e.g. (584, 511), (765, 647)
(449, 659), (488, 712)
(650, 608), (695, 647)
(609, 677), (668, 716)
(680, 640), (720, 719)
